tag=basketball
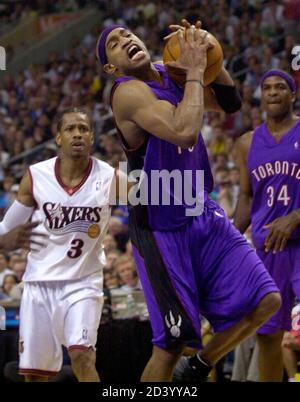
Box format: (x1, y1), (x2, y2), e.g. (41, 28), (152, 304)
(163, 31), (223, 86)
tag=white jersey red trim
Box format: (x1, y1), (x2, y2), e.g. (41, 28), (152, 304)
(24, 156), (114, 281)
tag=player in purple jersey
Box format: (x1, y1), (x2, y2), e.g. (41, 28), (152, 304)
(234, 69), (300, 381)
(97, 21), (280, 382)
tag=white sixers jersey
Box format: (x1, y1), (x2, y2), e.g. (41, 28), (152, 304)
(23, 156), (115, 282)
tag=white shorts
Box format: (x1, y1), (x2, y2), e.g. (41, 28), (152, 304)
(19, 272), (103, 377)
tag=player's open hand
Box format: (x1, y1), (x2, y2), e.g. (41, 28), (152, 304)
(164, 19), (202, 41)
(263, 211), (300, 253)
(0, 221), (48, 252)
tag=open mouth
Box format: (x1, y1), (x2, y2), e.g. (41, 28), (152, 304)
(127, 44), (145, 61)
(267, 100), (281, 104)
(72, 141), (85, 149)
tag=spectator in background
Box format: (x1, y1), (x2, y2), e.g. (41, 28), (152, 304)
(261, 45), (280, 71)
(114, 256), (141, 292)
(125, 240), (133, 257)
(103, 269), (119, 291)
(210, 125), (227, 156)
(217, 177), (235, 219)
(105, 249), (121, 271)
(282, 330), (300, 382)
(213, 153), (230, 170)
(229, 166), (240, 208)
(103, 234), (118, 253)
(0, 273), (19, 301)
(11, 259), (26, 282)
(108, 216), (129, 252)
(0, 176), (16, 212)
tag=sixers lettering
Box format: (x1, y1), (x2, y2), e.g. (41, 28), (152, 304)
(234, 70), (300, 382)
(0, 108), (115, 382)
(25, 154), (112, 281)
(43, 203), (102, 232)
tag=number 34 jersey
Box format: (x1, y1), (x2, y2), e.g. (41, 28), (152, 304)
(23, 156), (115, 282)
(248, 119), (300, 249)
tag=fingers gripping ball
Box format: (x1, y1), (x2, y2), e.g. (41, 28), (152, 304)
(163, 31), (223, 86)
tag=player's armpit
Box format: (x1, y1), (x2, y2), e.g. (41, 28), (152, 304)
(113, 80), (201, 148)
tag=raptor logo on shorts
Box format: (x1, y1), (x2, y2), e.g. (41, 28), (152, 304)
(165, 311), (182, 338)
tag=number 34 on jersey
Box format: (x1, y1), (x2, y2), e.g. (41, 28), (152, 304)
(267, 184), (291, 207)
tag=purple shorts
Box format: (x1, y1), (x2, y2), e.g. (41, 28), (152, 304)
(130, 200), (279, 350)
(256, 241), (300, 335)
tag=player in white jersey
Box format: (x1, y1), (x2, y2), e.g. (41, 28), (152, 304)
(0, 107), (119, 382)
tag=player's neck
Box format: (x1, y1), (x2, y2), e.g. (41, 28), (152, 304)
(130, 63), (162, 83)
(266, 112), (298, 137)
(59, 156), (90, 182)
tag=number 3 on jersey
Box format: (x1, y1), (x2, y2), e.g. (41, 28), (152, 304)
(67, 239), (84, 258)
(267, 184), (291, 207)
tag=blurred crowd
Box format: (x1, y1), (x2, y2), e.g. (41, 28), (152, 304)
(0, 0), (93, 36)
(0, 0), (300, 313)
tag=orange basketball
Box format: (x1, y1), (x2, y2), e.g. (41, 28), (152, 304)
(163, 31), (223, 86)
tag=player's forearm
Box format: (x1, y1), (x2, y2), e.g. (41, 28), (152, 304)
(209, 67), (241, 114)
(213, 67), (234, 86)
(173, 68), (205, 147)
(233, 193), (252, 234)
(0, 200), (34, 234)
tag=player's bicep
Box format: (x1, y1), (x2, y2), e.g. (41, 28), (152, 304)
(17, 171), (36, 207)
(131, 99), (182, 142)
(113, 82), (189, 147)
(238, 158), (252, 196)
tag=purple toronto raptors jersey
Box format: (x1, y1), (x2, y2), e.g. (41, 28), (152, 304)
(112, 63), (214, 230)
(248, 119), (300, 249)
